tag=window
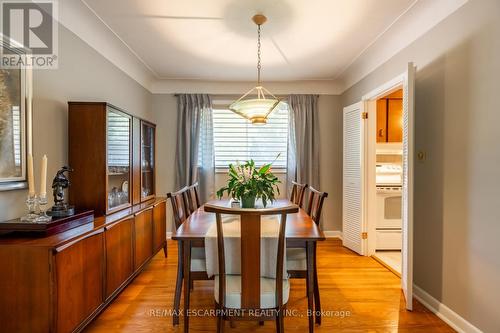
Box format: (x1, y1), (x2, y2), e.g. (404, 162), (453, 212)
(212, 102), (289, 169)
(12, 106), (21, 167)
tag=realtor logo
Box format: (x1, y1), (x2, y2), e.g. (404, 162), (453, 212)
(1, 0), (58, 69)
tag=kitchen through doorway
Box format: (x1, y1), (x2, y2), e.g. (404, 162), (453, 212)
(372, 88), (403, 276)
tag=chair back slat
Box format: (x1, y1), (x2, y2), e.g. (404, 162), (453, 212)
(186, 182), (202, 214)
(306, 186), (328, 225)
(206, 204), (298, 310)
(167, 186), (190, 230)
(183, 188), (196, 215)
(290, 181), (308, 207)
(190, 182), (202, 208)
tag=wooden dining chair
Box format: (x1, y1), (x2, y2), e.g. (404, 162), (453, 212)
(287, 186), (328, 325)
(290, 181), (308, 208)
(185, 182), (202, 214)
(167, 187), (211, 326)
(305, 187), (328, 225)
(204, 203), (299, 333)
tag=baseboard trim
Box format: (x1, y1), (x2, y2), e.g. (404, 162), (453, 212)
(323, 231), (342, 239)
(167, 231), (172, 239)
(413, 285), (482, 333)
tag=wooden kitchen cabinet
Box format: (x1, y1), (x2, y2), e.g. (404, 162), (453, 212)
(134, 207), (154, 270)
(376, 95), (403, 143)
(376, 99), (388, 142)
(387, 99), (403, 142)
(105, 216), (134, 299)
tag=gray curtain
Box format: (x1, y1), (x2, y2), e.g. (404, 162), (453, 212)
(287, 95), (320, 193)
(175, 94), (215, 202)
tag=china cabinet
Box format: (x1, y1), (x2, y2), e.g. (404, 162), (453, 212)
(68, 102), (156, 216)
(141, 121), (156, 201)
(0, 103), (165, 333)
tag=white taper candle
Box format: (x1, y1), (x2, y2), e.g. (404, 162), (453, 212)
(27, 153), (35, 197)
(40, 155), (47, 197)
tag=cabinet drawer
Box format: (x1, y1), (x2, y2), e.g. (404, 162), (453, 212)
(376, 230), (402, 250)
(105, 217), (134, 299)
(54, 230), (104, 333)
(134, 208), (153, 270)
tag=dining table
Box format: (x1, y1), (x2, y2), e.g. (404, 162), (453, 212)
(172, 199), (326, 333)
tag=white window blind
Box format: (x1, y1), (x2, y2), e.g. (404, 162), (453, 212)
(12, 106), (21, 167)
(212, 103), (289, 169)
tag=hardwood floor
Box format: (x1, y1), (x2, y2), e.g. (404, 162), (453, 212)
(84, 239), (454, 333)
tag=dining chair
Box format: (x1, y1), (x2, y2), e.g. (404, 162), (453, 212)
(290, 181), (308, 208)
(167, 186), (211, 326)
(204, 203), (299, 333)
(185, 182), (202, 214)
(287, 186), (328, 325)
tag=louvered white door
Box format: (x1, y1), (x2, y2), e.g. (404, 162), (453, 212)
(402, 63), (416, 310)
(342, 102), (366, 255)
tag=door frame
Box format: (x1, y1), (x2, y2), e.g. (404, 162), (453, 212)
(362, 73), (406, 257)
(361, 65), (415, 311)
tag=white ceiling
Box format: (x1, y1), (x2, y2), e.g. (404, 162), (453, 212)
(82, 0), (417, 81)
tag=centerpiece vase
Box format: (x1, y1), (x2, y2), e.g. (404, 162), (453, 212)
(241, 195), (256, 208)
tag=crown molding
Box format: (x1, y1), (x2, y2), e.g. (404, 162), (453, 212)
(151, 79), (342, 95)
(337, 0), (469, 92)
(58, 0), (156, 91)
(56, 0), (467, 96)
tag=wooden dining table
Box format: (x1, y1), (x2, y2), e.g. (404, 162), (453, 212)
(172, 199), (326, 333)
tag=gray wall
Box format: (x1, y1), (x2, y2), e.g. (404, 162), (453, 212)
(0, 25), (152, 221)
(317, 95), (343, 232)
(341, 0), (500, 331)
(151, 93), (177, 231)
(152, 94), (343, 232)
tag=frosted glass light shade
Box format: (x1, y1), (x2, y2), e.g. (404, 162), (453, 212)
(229, 86), (281, 124)
(229, 98), (280, 124)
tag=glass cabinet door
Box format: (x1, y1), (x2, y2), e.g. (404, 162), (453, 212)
(107, 109), (131, 210)
(141, 122), (155, 200)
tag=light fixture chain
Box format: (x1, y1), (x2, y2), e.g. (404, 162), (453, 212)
(257, 23), (261, 85)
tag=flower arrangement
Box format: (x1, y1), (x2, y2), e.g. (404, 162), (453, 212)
(216, 155), (281, 208)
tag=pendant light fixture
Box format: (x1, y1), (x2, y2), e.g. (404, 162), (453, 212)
(229, 14), (280, 125)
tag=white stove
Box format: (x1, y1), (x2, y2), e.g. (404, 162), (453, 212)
(376, 164), (402, 186)
(375, 163), (402, 250)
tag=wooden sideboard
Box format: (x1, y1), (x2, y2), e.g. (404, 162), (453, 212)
(0, 198), (167, 333)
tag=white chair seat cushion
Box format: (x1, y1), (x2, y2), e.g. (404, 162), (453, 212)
(286, 248), (307, 271)
(190, 247), (206, 272)
(214, 275), (290, 309)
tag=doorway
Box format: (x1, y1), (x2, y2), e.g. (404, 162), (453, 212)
(342, 63), (415, 310)
(372, 88), (403, 276)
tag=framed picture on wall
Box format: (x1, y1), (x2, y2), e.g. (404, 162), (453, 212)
(0, 39), (33, 191)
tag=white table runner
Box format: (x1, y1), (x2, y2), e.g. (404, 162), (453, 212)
(204, 214), (287, 279)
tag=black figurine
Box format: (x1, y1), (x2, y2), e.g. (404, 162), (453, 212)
(48, 166), (75, 217)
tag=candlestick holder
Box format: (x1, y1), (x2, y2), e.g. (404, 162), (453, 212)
(35, 195), (52, 223)
(21, 195), (38, 222)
